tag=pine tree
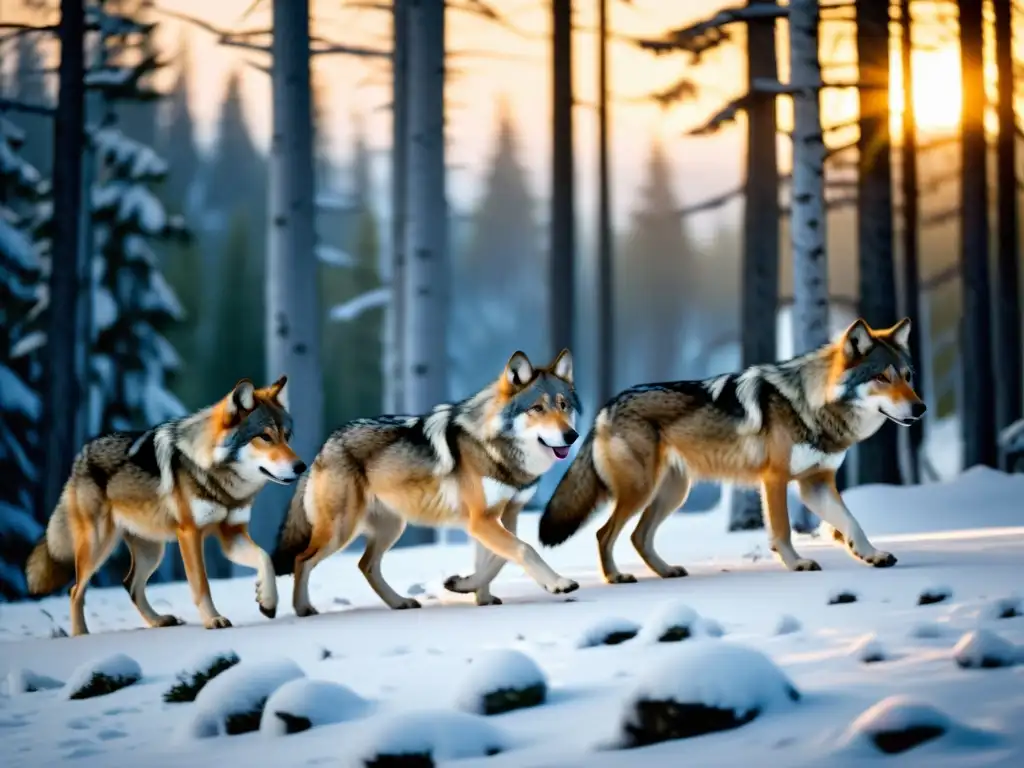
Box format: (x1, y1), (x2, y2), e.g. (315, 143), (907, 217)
(454, 99), (543, 389)
(156, 33), (200, 217)
(617, 138), (693, 385)
(0, 116), (46, 600)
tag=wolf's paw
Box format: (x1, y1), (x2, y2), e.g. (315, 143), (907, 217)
(443, 574), (473, 594)
(154, 614), (184, 628)
(203, 615), (233, 630)
(862, 550), (897, 568)
(549, 577), (579, 594)
(658, 565), (689, 579)
(295, 604), (319, 618)
(393, 597), (422, 610)
(258, 601), (277, 619)
(792, 558), (822, 572)
(605, 572), (638, 585)
(476, 594), (503, 606)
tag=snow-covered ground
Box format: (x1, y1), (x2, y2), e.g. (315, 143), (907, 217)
(2, 467), (1024, 767)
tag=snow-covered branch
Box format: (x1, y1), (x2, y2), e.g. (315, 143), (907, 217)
(329, 287), (391, 323)
(676, 185), (743, 216)
(636, 4), (788, 60)
(686, 94), (751, 135)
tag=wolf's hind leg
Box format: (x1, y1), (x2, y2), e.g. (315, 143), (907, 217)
(444, 503), (522, 605)
(360, 506), (421, 609)
(68, 492), (120, 637)
(632, 468), (690, 578)
(292, 501), (361, 618)
(123, 532), (183, 628)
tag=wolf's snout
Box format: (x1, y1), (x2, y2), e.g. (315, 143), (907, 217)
(910, 402), (927, 420)
(292, 460), (308, 475)
(563, 428), (579, 445)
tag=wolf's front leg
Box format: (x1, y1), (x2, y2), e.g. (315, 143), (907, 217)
(444, 503), (522, 605)
(761, 478), (821, 571)
(468, 514), (578, 595)
(176, 526), (232, 628)
(217, 519), (279, 618)
(797, 472), (896, 568)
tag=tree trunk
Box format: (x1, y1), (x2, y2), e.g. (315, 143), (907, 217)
(596, 0), (613, 406)
(386, 0), (409, 414)
(253, 0), (323, 555)
(855, 0), (901, 486)
(550, 0), (576, 361)
(958, 0), (998, 469)
(41, 0), (86, 517)
(400, 0), (447, 545)
(899, 0), (924, 484)
(993, 0), (1021, 462)
(729, 0), (780, 532)
(787, 0), (827, 532)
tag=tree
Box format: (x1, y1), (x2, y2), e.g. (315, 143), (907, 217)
(993, 0), (1021, 458)
(958, 0), (997, 469)
(156, 33), (201, 218)
(0, 117), (46, 600)
(855, 0), (900, 485)
(617, 138), (692, 384)
(550, 0), (575, 368)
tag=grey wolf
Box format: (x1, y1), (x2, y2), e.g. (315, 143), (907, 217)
(273, 349), (582, 614)
(538, 318), (925, 581)
(25, 377), (305, 636)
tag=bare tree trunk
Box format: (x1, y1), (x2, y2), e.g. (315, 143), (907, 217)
(400, 0), (447, 545)
(41, 0), (86, 517)
(787, 0), (826, 532)
(958, 0), (997, 469)
(855, 0), (901, 486)
(550, 0), (576, 361)
(729, 0), (780, 532)
(596, 0), (613, 406)
(994, 0), (1021, 463)
(386, 0), (409, 414)
(254, 0), (323, 555)
(899, 0), (924, 484)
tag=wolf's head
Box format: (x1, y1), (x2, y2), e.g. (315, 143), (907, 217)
(211, 376), (307, 484)
(496, 349), (582, 465)
(831, 318), (926, 426)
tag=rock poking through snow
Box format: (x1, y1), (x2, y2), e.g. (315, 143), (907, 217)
(952, 629), (1019, 669)
(828, 589), (858, 606)
(839, 696), (950, 755)
(917, 586), (953, 606)
(638, 601), (702, 643)
(454, 649), (547, 716)
(576, 617), (641, 648)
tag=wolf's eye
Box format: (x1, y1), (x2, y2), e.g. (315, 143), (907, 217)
(529, 404), (544, 414)
(873, 373), (890, 383)
(559, 400), (569, 411)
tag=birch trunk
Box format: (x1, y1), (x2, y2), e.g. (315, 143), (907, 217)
(401, 0), (447, 545)
(550, 0), (576, 361)
(728, 0), (780, 532)
(253, 0), (322, 553)
(787, 0), (827, 532)
(386, 0), (409, 414)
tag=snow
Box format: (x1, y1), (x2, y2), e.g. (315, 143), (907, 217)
(453, 649), (547, 714)
(849, 633), (888, 663)
(0, 217), (37, 271)
(637, 599), (702, 642)
(1, 469), (1023, 766)
(951, 629), (1020, 669)
(775, 613), (802, 635)
(5, 668), (63, 695)
(316, 244), (355, 267)
(259, 678), (371, 736)
(63, 653), (142, 700)
(577, 616), (642, 648)
(182, 658), (305, 739)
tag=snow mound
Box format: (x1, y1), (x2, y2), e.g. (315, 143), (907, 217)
(697, 617), (726, 637)
(182, 658), (305, 739)
(909, 621), (947, 639)
(454, 649), (547, 716)
(351, 709), (508, 764)
(850, 633), (887, 664)
(952, 629), (1019, 669)
(837, 695), (998, 756)
(774, 614), (802, 635)
(259, 678), (371, 736)
(164, 650), (240, 703)
(576, 616), (641, 648)
(827, 589), (858, 605)
(982, 595), (1022, 620)
(63, 653), (142, 700)
(917, 585), (953, 606)
(6, 668), (63, 695)
(617, 640), (800, 748)
(638, 600), (704, 643)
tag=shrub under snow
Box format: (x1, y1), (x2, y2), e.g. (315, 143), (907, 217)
(909, 621), (947, 640)
(576, 617), (641, 648)
(182, 658), (305, 738)
(952, 629), (1019, 669)
(163, 650), (240, 703)
(983, 595), (1021, 620)
(638, 600), (704, 643)
(454, 649), (547, 716)
(6, 667), (63, 695)
(353, 710), (508, 766)
(259, 678), (371, 736)
(827, 589), (858, 605)
(63, 653), (142, 700)
(849, 633), (887, 664)
(616, 640), (800, 748)
(917, 586), (953, 606)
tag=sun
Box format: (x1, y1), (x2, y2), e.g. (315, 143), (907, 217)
(891, 46), (963, 134)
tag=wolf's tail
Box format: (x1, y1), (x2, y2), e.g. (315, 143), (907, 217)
(272, 474), (312, 576)
(25, 492), (76, 596)
(539, 430), (607, 547)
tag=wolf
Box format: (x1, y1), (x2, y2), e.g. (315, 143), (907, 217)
(25, 377), (306, 636)
(537, 318), (926, 582)
(273, 349), (582, 615)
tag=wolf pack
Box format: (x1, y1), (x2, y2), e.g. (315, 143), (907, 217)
(25, 317), (926, 637)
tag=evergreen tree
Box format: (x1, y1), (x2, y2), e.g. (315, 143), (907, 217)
(106, 0), (160, 150)
(207, 72), (267, 231)
(617, 138), (693, 384)
(156, 33), (200, 216)
(0, 116), (46, 601)
(10, 33), (52, 175)
(454, 99), (544, 390)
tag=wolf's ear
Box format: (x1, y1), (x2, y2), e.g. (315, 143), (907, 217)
(551, 348), (573, 383)
(227, 379), (256, 418)
(887, 317), (912, 350)
(266, 375), (289, 409)
(504, 351), (534, 388)
(842, 319), (873, 359)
